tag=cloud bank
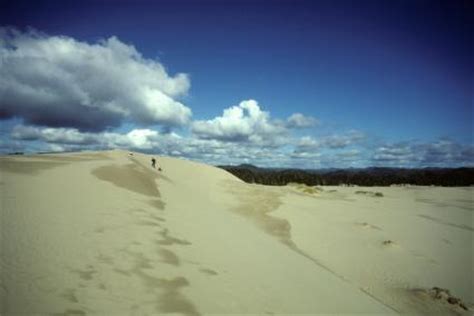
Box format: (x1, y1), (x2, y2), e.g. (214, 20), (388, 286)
(6, 122), (473, 168)
(0, 28), (191, 131)
(372, 140), (474, 166)
(295, 130), (366, 151)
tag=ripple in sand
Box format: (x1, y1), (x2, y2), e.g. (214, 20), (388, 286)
(52, 308), (86, 316)
(418, 214), (474, 232)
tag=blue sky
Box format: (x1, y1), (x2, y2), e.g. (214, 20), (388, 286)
(0, 0), (472, 168)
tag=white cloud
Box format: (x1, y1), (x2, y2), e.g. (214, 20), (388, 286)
(191, 99), (287, 145)
(372, 140), (474, 166)
(295, 130), (365, 152)
(296, 136), (320, 149)
(322, 130), (365, 149)
(44, 143), (66, 153)
(336, 149), (360, 158)
(373, 145), (413, 161)
(11, 125), (98, 144)
(11, 125), (163, 150)
(117, 129), (160, 150)
(286, 113), (318, 128)
(290, 151), (321, 159)
(0, 27), (192, 131)
(191, 101), (319, 145)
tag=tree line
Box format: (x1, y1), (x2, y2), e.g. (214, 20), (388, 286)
(218, 165), (474, 187)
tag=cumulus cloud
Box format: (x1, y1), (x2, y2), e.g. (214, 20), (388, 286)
(0, 27), (191, 131)
(191, 100), (320, 146)
(191, 99), (287, 145)
(286, 113), (318, 128)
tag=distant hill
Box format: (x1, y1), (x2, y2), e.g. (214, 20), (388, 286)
(218, 165), (474, 187)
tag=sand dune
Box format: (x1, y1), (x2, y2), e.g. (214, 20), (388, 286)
(0, 150), (472, 315)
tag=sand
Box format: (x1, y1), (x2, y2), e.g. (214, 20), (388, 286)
(0, 150), (472, 315)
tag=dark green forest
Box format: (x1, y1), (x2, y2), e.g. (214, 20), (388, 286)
(218, 165), (474, 187)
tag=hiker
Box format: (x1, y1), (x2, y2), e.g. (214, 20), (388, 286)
(151, 157), (162, 171)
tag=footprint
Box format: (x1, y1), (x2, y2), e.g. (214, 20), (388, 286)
(94, 227), (105, 233)
(442, 238), (452, 245)
(69, 265), (98, 281)
(382, 240), (399, 248)
(199, 268), (218, 276)
(136, 220), (161, 227)
(59, 288), (79, 303)
(357, 222), (381, 230)
(158, 248), (180, 266)
(157, 229), (191, 246)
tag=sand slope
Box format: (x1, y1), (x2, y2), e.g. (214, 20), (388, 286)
(0, 150), (472, 315)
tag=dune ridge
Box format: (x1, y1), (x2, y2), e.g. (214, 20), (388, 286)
(0, 150), (472, 315)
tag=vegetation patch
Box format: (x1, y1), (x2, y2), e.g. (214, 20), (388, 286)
(355, 190), (384, 197)
(428, 287), (469, 311)
(288, 183), (323, 195)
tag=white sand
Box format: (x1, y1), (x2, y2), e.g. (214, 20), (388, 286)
(0, 150), (472, 315)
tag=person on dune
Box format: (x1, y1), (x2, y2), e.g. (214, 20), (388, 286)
(151, 157), (162, 171)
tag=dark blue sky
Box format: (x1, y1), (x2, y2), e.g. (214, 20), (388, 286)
(0, 0), (472, 167)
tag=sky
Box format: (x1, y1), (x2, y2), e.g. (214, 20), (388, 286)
(0, 0), (472, 168)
